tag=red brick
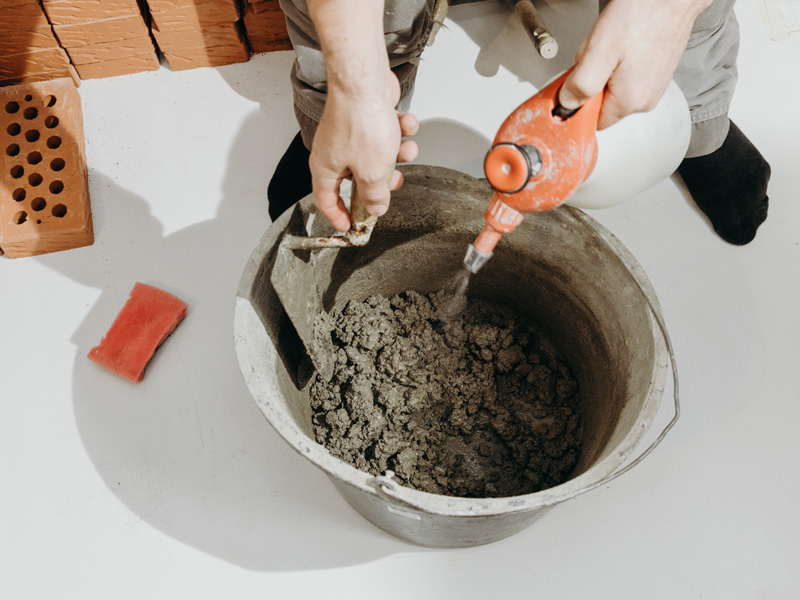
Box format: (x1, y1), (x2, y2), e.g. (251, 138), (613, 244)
(147, 0), (234, 9)
(243, 0), (283, 15)
(41, 0), (143, 26)
(242, 4), (290, 52)
(65, 35), (157, 66)
(150, 1), (241, 32)
(72, 52), (160, 79)
(246, 34), (291, 53)
(53, 15), (150, 47)
(0, 78), (92, 258)
(163, 42), (249, 70)
(0, 3), (50, 32)
(151, 21), (243, 53)
(0, 26), (60, 55)
(0, 47), (72, 80)
(0, 0), (42, 6)
(0, 63), (80, 87)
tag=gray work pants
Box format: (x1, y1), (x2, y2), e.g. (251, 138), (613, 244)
(280, 0), (738, 158)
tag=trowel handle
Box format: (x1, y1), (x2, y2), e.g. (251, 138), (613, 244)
(348, 180), (379, 230)
(345, 164), (395, 246)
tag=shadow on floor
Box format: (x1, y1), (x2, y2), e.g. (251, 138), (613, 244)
(38, 88), (415, 570)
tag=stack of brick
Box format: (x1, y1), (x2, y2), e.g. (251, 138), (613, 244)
(1, 78), (93, 258)
(0, 0), (78, 87)
(148, 0), (250, 71)
(242, 0), (291, 53)
(42, 0), (160, 80)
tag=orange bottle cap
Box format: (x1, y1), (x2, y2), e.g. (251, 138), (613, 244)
(484, 144), (530, 193)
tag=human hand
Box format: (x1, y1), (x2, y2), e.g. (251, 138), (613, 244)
(310, 71), (419, 232)
(558, 0), (711, 129)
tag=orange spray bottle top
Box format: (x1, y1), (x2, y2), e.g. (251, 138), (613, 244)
(465, 70), (603, 273)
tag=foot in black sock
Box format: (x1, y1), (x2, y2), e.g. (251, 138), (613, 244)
(677, 120), (770, 245)
(267, 132), (312, 222)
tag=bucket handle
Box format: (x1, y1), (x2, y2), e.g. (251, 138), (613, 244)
(570, 208), (680, 495)
(368, 209), (681, 511)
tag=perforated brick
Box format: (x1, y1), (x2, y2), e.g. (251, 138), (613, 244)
(0, 78), (92, 258)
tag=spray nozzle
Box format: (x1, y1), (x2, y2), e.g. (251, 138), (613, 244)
(463, 243), (492, 274)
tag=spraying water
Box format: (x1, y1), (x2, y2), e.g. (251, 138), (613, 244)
(438, 265), (471, 323)
(437, 242), (493, 323)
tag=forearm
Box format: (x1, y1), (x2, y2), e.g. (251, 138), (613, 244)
(307, 0), (389, 98)
(304, 0), (415, 231)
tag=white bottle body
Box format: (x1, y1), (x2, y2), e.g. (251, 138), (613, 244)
(566, 79), (691, 210)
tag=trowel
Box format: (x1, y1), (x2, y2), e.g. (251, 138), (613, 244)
(270, 180), (379, 382)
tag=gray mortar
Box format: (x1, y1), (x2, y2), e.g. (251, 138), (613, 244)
(310, 289), (583, 498)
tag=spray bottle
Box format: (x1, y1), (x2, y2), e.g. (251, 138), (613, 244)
(464, 69), (690, 273)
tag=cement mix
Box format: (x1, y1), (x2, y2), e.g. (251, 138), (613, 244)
(310, 290), (583, 498)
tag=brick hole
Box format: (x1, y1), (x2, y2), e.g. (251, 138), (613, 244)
(27, 151), (42, 165)
(5, 101), (19, 114)
(7, 123), (21, 136)
(24, 95), (33, 102)
(36, 219), (42, 224)
(25, 129), (40, 143)
(43, 95), (57, 108)
(50, 158), (65, 172)
(23, 107), (38, 120)
(28, 172), (42, 187)
(47, 136), (62, 149)
(52, 204), (67, 218)
(50, 180), (64, 194)
(45, 116), (59, 129)
(13, 211), (27, 225)
(31, 197), (46, 211)
(12, 188), (26, 202)
(6, 143), (20, 157)
(10, 165), (24, 178)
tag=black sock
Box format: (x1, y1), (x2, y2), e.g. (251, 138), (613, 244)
(267, 132), (312, 222)
(677, 121), (770, 245)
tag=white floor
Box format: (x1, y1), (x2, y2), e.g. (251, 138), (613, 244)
(2, 1), (799, 598)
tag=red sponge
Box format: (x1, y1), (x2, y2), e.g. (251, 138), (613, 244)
(88, 282), (188, 383)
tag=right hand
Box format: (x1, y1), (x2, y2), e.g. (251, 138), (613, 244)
(558, 0), (710, 130)
(310, 71), (419, 232)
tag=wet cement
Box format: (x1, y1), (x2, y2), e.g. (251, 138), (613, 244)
(310, 290), (583, 498)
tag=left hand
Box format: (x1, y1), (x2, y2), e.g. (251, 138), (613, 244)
(558, 0), (712, 130)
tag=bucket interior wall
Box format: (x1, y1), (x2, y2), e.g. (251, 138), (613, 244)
(244, 166), (659, 489)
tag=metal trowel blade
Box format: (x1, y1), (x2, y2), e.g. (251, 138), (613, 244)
(270, 211), (335, 382)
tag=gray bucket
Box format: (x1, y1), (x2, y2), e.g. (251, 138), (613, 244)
(234, 165), (677, 548)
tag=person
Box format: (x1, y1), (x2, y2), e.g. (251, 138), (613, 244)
(267, 0), (770, 245)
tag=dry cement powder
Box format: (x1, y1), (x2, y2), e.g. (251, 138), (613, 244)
(310, 290), (583, 498)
